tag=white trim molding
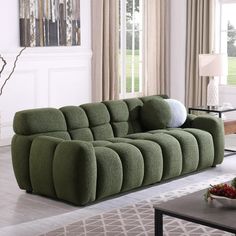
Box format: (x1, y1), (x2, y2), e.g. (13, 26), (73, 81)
(0, 49), (92, 147)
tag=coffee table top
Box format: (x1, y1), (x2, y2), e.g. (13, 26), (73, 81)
(154, 188), (236, 233)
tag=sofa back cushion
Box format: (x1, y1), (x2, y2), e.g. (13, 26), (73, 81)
(60, 106), (93, 141)
(13, 95), (168, 142)
(59, 95), (168, 141)
(103, 100), (131, 137)
(61, 98), (145, 141)
(81, 103), (114, 140)
(123, 98), (144, 133)
(13, 108), (70, 140)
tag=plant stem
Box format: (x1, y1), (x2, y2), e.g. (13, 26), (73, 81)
(0, 55), (7, 78)
(0, 47), (26, 96)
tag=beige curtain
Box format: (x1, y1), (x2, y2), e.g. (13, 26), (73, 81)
(91, 0), (119, 102)
(185, 0), (215, 107)
(143, 0), (170, 96)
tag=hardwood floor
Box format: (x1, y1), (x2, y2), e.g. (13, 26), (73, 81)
(0, 137), (235, 236)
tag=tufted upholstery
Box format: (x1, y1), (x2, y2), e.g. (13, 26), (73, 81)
(103, 100), (131, 137)
(60, 106), (93, 141)
(13, 95), (168, 143)
(12, 95), (225, 205)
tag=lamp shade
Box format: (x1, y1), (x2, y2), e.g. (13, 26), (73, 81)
(199, 54), (228, 76)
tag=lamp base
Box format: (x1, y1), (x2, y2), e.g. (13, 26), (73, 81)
(207, 77), (219, 107)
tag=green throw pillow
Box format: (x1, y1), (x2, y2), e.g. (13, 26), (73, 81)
(141, 98), (171, 130)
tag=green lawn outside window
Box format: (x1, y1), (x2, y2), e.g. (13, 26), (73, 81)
(228, 57), (236, 85)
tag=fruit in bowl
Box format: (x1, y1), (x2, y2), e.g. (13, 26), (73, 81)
(204, 178), (236, 208)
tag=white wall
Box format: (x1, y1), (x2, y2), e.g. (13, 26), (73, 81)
(0, 0), (92, 146)
(169, 0), (186, 104)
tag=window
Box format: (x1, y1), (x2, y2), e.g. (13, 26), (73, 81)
(119, 0), (143, 98)
(219, 0), (236, 85)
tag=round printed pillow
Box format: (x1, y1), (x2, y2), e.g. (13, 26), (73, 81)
(165, 99), (187, 128)
(141, 98), (171, 130)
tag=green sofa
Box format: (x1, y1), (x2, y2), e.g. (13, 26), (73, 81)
(11, 95), (225, 205)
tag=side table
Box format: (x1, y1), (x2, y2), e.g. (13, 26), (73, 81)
(188, 106), (236, 157)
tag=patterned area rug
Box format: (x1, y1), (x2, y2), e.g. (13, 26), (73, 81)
(40, 174), (236, 236)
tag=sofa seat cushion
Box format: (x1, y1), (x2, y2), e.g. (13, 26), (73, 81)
(77, 128), (214, 202)
(106, 138), (163, 186)
(127, 133), (182, 180)
(95, 147), (123, 200)
(104, 143), (144, 192)
(148, 128), (215, 170)
(183, 128), (214, 169)
(125, 128), (214, 177)
(91, 140), (112, 147)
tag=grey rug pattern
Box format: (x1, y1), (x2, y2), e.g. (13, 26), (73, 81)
(40, 174), (236, 236)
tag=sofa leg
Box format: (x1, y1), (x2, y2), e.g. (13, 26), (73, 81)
(26, 190), (32, 194)
(211, 165), (216, 168)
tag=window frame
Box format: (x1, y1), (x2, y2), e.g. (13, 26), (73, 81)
(218, 0), (236, 86)
(119, 0), (144, 99)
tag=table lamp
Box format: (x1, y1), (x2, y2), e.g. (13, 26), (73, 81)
(199, 54), (228, 107)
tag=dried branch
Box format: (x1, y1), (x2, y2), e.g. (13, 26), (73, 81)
(0, 54), (7, 78)
(0, 47), (26, 96)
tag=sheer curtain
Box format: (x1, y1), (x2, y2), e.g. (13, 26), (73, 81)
(143, 0), (170, 96)
(185, 0), (215, 107)
(91, 0), (119, 102)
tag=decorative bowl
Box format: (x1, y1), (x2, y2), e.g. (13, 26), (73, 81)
(210, 194), (236, 208)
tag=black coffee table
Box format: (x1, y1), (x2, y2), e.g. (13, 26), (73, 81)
(154, 188), (236, 235)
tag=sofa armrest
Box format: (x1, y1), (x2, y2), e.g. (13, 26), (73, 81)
(29, 137), (97, 206)
(12, 134), (67, 193)
(185, 115), (225, 166)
